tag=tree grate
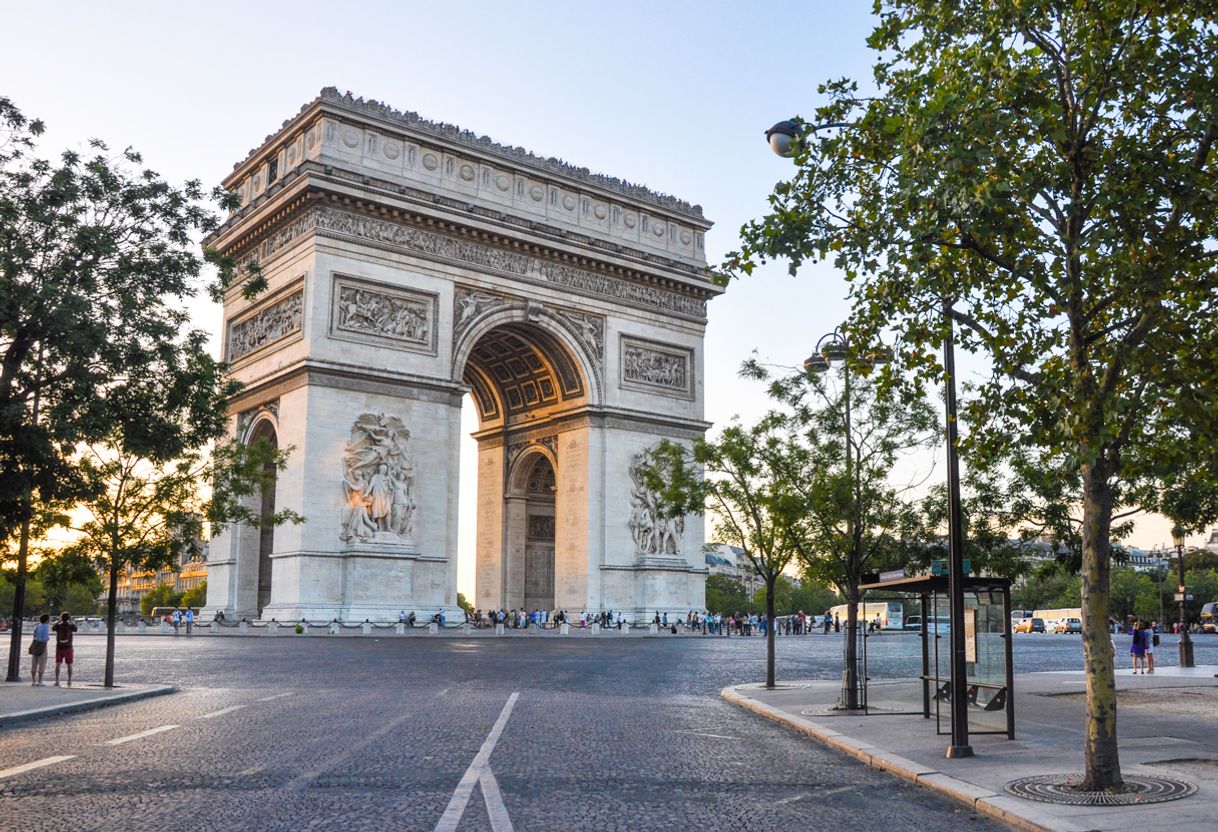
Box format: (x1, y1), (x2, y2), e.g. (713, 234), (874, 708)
(1005, 773), (1196, 805)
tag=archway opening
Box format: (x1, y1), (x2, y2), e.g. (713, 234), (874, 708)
(248, 421), (278, 617)
(454, 319), (591, 615)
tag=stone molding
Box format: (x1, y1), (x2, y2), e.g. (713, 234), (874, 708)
(236, 399), (279, 441)
(314, 206), (708, 319)
(329, 273), (439, 355)
(231, 88), (706, 221)
(619, 335), (695, 399)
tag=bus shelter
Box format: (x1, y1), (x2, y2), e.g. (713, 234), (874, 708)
(859, 573), (1015, 740)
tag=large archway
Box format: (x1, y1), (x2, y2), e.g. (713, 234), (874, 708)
(456, 315), (593, 614)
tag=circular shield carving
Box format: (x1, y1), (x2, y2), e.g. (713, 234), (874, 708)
(422, 153), (439, 171)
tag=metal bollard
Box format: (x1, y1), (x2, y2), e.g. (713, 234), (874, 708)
(269, 620), (279, 636)
(495, 623), (505, 635)
(361, 621), (372, 636)
(428, 622), (438, 635)
(329, 621), (339, 635)
(239, 620), (249, 634)
(138, 621), (147, 634)
(159, 620), (169, 635)
(649, 623), (659, 634)
(116, 621), (126, 635)
(560, 623), (570, 636)
(395, 623), (405, 635)
(591, 623), (600, 634)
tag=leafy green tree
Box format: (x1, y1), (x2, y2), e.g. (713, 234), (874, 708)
(730, 5), (1218, 789)
(180, 580), (207, 611)
(0, 97), (263, 680)
(33, 547), (100, 614)
(1013, 571), (1081, 613)
(456, 592), (473, 615)
(705, 573), (748, 614)
(140, 583), (184, 617)
(751, 361), (935, 708)
(0, 574), (46, 617)
(756, 575), (841, 616)
(646, 415), (806, 689)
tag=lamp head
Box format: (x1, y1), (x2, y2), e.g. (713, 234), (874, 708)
(803, 354), (831, 374)
(1171, 524), (1187, 548)
(821, 342), (847, 362)
(765, 119), (802, 158)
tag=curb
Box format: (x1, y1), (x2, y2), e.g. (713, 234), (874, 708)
(0, 684), (176, 728)
(721, 685), (1091, 832)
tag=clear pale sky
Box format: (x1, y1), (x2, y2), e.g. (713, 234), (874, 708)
(3, 1), (1201, 595)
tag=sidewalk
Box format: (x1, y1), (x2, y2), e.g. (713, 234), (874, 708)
(0, 681), (175, 727)
(724, 666), (1218, 832)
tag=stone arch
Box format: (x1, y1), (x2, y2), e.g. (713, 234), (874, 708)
(452, 302), (603, 419)
(504, 450), (557, 612)
(242, 417), (279, 617)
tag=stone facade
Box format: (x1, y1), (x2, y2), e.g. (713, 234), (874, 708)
(203, 89), (719, 623)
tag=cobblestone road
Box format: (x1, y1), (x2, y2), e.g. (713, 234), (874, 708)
(0, 632), (1041, 831)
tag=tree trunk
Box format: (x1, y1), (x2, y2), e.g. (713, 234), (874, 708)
(103, 559), (119, 689)
(3, 508), (32, 682)
(1080, 461), (1121, 791)
(842, 580), (861, 710)
(765, 573), (777, 688)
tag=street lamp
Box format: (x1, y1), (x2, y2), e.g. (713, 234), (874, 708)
(1171, 524), (1194, 667)
(770, 118), (973, 757)
(804, 327), (891, 710)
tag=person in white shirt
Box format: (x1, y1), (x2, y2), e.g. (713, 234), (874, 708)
(29, 613), (50, 686)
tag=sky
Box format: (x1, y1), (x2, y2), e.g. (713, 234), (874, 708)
(2, 1), (1204, 595)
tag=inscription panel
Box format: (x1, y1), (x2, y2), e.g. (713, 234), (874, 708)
(619, 336), (694, 399)
(329, 275), (438, 354)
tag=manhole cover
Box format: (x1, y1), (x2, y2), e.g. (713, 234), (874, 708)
(800, 706), (867, 716)
(1005, 773), (1196, 805)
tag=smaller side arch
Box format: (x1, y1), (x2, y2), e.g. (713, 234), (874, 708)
(506, 445), (559, 497)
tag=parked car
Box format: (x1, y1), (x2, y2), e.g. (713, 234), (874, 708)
(1052, 617), (1082, 634)
(1014, 617), (1045, 633)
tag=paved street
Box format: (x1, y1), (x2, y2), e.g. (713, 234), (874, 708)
(0, 633), (1015, 831)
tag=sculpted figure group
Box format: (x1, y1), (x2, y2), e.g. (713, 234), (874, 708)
(627, 452), (683, 557)
(340, 413), (416, 544)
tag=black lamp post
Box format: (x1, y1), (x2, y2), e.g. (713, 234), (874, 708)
(804, 327), (890, 710)
(768, 118), (973, 757)
(1171, 525), (1194, 668)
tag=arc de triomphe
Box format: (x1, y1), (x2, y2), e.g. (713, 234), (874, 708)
(203, 89), (719, 623)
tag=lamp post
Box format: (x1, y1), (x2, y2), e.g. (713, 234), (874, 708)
(768, 118), (973, 756)
(1171, 525), (1194, 667)
(804, 326), (891, 711)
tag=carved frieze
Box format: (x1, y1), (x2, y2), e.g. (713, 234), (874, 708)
(527, 514), (556, 540)
(236, 400), (279, 439)
(314, 206), (707, 319)
(227, 289), (304, 362)
(506, 435), (557, 475)
(619, 336), (693, 398)
(330, 276), (437, 354)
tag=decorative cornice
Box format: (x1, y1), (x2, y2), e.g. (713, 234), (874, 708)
(233, 88), (705, 221)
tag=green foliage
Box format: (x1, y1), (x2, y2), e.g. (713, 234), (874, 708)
(755, 575), (841, 616)
(705, 573), (748, 614)
(140, 583), (183, 616)
(33, 547), (100, 612)
(180, 580), (206, 610)
(0, 573), (46, 616)
(456, 592), (473, 614)
(294, 623), (305, 634)
(728, 4), (1218, 788)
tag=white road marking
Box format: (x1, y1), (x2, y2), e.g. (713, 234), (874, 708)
(196, 704), (247, 720)
(256, 691), (295, 702)
(104, 724), (179, 745)
(479, 767), (514, 832)
(433, 692), (519, 832)
(0, 755), (75, 780)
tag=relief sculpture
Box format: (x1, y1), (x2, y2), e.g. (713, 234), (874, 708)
(336, 283), (432, 346)
(621, 339), (690, 394)
(339, 412), (416, 545)
(628, 452), (683, 557)
(228, 290), (304, 361)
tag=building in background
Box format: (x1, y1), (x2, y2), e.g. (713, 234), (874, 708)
(111, 542), (208, 614)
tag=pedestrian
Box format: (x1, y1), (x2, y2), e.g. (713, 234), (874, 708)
(834, 613), (841, 633)
(1130, 620), (1146, 674)
(28, 613), (50, 686)
(172, 608), (181, 635)
(52, 612), (77, 687)
(1146, 622), (1157, 674)
(185, 608), (194, 635)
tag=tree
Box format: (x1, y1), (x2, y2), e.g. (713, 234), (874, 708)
(705, 573), (748, 614)
(0, 97), (263, 680)
(456, 592), (473, 615)
(140, 583), (183, 617)
(647, 413), (807, 689)
(730, 5), (1218, 789)
(32, 547), (100, 613)
(73, 437), (298, 687)
(181, 580), (207, 611)
(752, 360), (935, 708)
